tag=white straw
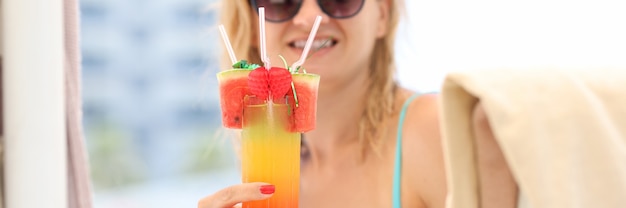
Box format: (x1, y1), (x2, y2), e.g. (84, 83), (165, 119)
(259, 7), (270, 67)
(291, 16), (322, 70)
(218, 24), (237, 64)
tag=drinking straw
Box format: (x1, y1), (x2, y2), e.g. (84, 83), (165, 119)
(290, 16), (322, 70)
(259, 7), (270, 67)
(218, 24), (237, 64)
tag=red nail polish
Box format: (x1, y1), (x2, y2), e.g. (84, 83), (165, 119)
(260, 185), (275, 194)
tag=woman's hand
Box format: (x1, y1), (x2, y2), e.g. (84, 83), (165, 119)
(198, 182), (275, 208)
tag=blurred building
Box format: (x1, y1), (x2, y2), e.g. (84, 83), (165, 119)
(80, 0), (236, 201)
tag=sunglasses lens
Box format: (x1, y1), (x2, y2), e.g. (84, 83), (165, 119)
(319, 0), (364, 18)
(254, 0), (302, 22)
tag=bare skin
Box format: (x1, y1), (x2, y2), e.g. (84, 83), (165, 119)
(299, 89), (447, 208)
(472, 103), (519, 208)
(198, 89), (448, 208)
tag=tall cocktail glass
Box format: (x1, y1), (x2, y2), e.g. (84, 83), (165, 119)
(241, 96), (300, 208)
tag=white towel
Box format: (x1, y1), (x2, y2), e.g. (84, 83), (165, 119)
(440, 68), (626, 208)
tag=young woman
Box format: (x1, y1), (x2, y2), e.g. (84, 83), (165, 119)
(198, 0), (509, 207)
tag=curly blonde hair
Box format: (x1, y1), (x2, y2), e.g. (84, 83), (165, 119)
(219, 0), (401, 157)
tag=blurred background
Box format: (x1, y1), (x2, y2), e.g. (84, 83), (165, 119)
(80, 0), (234, 207)
(79, 0), (626, 207)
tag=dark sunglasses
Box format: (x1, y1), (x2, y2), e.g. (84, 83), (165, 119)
(250, 0), (366, 23)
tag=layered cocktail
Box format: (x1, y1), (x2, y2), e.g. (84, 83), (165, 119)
(217, 61), (319, 208)
(217, 10), (321, 207)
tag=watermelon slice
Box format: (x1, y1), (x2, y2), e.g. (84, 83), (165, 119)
(217, 66), (319, 132)
(217, 69), (251, 129)
(288, 73), (320, 133)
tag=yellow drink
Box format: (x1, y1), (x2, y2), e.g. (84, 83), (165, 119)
(241, 96), (300, 208)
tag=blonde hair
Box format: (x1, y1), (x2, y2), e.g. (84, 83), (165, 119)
(219, 1), (260, 70)
(220, 0), (401, 157)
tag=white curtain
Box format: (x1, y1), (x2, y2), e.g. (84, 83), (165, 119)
(2, 0), (93, 207)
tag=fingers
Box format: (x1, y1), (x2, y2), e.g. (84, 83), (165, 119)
(198, 182), (275, 208)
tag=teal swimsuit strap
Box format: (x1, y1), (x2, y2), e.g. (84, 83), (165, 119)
(392, 93), (421, 208)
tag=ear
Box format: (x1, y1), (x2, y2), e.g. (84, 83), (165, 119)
(376, 0), (391, 38)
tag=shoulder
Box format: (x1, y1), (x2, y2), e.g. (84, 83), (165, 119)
(406, 92), (440, 130)
(398, 90), (447, 208)
(397, 90), (441, 140)
(400, 90), (442, 162)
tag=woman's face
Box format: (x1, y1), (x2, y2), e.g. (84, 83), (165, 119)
(253, 0), (390, 88)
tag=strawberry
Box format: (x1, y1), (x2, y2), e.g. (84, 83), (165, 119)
(268, 67), (292, 100)
(248, 67), (269, 100)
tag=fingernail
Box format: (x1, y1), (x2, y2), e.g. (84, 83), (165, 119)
(259, 185), (275, 194)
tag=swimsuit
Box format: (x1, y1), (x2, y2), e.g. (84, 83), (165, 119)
(392, 93), (421, 208)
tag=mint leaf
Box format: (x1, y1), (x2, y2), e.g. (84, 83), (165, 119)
(232, 60), (260, 69)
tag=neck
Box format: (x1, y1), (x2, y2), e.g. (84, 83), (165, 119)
(303, 71), (369, 167)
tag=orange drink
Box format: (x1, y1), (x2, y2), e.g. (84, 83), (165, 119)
(241, 96), (300, 208)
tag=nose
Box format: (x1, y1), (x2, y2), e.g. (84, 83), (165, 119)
(292, 0), (329, 28)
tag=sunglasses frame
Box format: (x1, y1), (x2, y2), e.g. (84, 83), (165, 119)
(250, 0), (366, 23)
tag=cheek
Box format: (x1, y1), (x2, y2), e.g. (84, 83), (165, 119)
(353, 2), (384, 35)
(264, 25), (288, 51)
(342, 15), (381, 41)
(343, 22), (378, 56)
(264, 31), (280, 46)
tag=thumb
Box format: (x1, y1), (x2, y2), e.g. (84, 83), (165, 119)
(198, 182), (275, 208)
